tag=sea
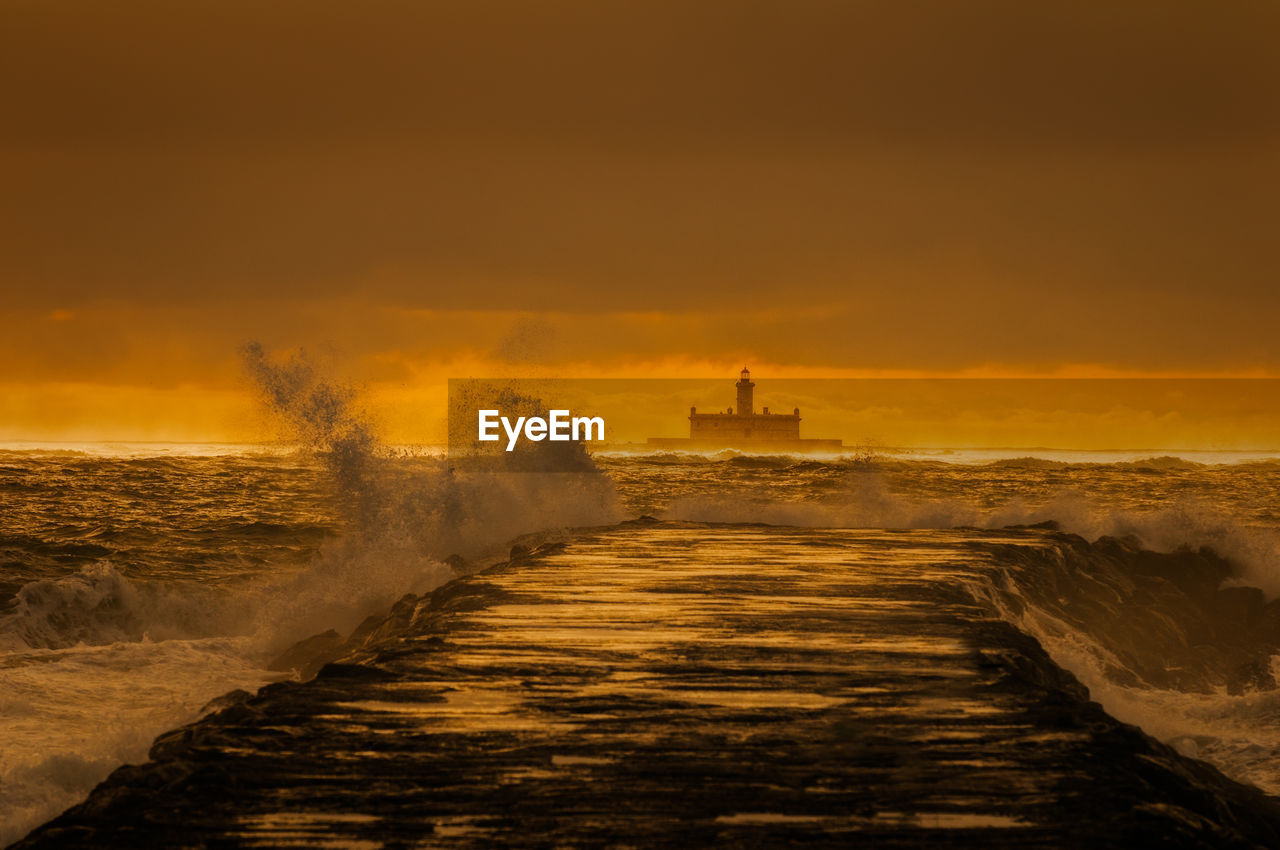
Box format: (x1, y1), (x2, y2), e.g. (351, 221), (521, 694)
(5, 439), (1280, 844)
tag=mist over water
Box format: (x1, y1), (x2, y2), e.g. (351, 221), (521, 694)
(5, 379), (1280, 843)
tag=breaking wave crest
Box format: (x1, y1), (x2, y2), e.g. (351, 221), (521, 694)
(0, 564), (241, 652)
(962, 532), (1280, 795)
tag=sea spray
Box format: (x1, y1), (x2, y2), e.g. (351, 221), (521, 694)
(240, 342), (378, 501)
(238, 343), (620, 647)
(6, 437), (1280, 842)
(0, 350), (621, 845)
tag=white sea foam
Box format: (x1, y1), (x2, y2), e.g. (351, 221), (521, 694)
(0, 637), (271, 846)
(0, 461), (622, 844)
(999, 597), (1280, 796)
(0, 348), (622, 845)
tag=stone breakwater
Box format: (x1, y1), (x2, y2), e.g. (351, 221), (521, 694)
(14, 522), (1280, 848)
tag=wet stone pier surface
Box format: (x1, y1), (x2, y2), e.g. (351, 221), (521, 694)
(17, 523), (1280, 848)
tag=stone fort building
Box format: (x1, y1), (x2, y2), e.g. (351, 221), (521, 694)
(648, 368), (841, 451)
(689, 368), (800, 442)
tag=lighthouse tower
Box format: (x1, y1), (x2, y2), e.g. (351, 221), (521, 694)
(736, 367), (755, 416)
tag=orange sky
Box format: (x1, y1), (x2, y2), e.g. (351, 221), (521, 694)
(2, 2), (1278, 445)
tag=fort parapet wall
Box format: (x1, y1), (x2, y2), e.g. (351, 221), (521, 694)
(647, 437), (843, 452)
(690, 412), (800, 441)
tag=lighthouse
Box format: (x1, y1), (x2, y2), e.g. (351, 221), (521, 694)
(736, 367), (755, 416)
(687, 368), (799, 441)
(647, 368), (842, 451)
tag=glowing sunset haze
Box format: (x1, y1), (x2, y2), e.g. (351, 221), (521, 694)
(6, 4), (1280, 849)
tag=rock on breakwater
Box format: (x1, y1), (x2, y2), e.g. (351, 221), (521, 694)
(14, 523), (1280, 848)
